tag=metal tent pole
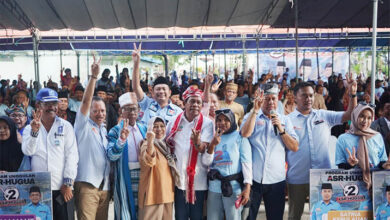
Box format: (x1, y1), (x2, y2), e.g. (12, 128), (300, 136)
(87, 51), (90, 77)
(295, 0), (299, 83)
(316, 49), (320, 80)
(370, 0), (378, 105)
(76, 51), (80, 78)
(242, 39), (247, 78)
(60, 50), (63, 71)
(332, 49), (334, 74)
(256, 37), (259, 82)
(205, 52), (208, 76)
(32, 32), (40, 83)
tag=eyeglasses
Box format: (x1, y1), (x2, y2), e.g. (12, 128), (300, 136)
(359, 101), (376, 108)
(122, 107), (138, 113)
(10, 113), (25, 118)
(215, 109), (232, 115)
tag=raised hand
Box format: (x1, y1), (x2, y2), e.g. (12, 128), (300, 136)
(91, 54), (101, 78)
(346, 147), (359, 167)
(132, 43), (142, 65)
(346, 72), (357, 95)
(119, 119), (130, 141)
(210, 128), (223, 147)
(211, 80), (222, 93)
(146, 131), (155, 142)
(31, 109), (42, 133)
(191, 128), (203, 152)
(253, 88), (264, 113)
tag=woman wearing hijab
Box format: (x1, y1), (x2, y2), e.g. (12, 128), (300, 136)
(0, 116), (24, 172)
(336, 103), (390, 189)
(138, 116), (180, 220)
(207, 108), (252, 220)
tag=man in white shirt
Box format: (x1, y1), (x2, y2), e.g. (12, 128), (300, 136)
(166, 86), (214, 220)
(22, 88), (79, 220)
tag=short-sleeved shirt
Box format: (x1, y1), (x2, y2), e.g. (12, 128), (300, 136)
(209, 131), (252, 194)
(311, 200), (341, 220)
(21, 202), (52, 220)
(74, 111), (110, 190)
(287, 109), (344, 184)
(335, 133), (387, 168)
(376, 203), (390, 220)
(241, 110), (298, 184)
(139, 95), (182, 125)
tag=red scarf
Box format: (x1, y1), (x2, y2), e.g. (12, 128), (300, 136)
(166, 112), (203, 204)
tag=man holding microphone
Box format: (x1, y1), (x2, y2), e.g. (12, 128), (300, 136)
(241, 83), (299, 220)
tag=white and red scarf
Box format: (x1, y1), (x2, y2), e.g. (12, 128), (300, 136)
(166, 112), (203, 204)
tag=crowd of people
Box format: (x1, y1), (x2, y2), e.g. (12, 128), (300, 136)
(1, 43), (390, 220)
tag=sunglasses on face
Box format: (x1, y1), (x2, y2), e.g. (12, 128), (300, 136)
(215, 109), (232, 115)
(359, 101), (376, 108)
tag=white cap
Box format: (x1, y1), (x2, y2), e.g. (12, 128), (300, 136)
(118, 92), (138, 107)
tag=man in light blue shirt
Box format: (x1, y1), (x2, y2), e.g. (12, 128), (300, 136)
(311, 183), (341, 220)
(241, 83), (299, 220)
(74, 57), (111, 220)
(20, 186), (52, 220)
(287, 77), (357, 220)
(131, 43), (182, 125)
(376, 186), (390, 220)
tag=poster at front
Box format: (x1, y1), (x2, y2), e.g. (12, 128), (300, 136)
(373, 170), (390, 220)
(310, 169), (372, 220)
(0, 172), (52, 220)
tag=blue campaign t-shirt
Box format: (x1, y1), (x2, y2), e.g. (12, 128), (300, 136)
(209, 131), (251, 195)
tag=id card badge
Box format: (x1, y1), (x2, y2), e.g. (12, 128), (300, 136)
(54, 139), (60, 146)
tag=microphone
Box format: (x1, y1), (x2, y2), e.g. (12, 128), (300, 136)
(270, 110), (278, 136)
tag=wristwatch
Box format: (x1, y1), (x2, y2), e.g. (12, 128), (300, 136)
(279, 130), (286, 136)
(63, 178), (74, 187)
(251, 109), (259, 115)
(349, 94), (357, 98)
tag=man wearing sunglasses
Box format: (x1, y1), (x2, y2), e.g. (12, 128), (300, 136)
(22, 88), (79, 220)
(286, 73), (357, 220)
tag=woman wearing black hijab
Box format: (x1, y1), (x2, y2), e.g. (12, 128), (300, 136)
(0, 116), (24, 172)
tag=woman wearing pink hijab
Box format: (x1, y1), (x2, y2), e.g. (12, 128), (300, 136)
(336, 102), (390, 189)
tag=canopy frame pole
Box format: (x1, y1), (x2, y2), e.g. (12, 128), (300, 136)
(195, 53), (198, 79)
(387, 45), (389, 83)
(60, 50), (63, 71)
(205, 52), (208, 76)
(87, 50), (90, 77)
(370, 0), (378, 105)
(76, 51), (80, 78)
(295, 0), (299, 83)
(316, 48), (320, 80)
(332, 49), (334, 75)
(348, 47), (351, 73)
(32, 31), (40, 83)
(242, 39), (246, 79)
(256, 37), (259, 82)
(303, 50), (306, 81)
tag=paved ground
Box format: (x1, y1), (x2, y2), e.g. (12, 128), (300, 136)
(91, 201), (311, 219)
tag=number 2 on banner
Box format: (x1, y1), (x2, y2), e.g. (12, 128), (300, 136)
(343, 184), (359, 196)
(3, 186), (19, 200)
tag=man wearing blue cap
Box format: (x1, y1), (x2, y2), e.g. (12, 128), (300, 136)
(22, 87), (78, 220)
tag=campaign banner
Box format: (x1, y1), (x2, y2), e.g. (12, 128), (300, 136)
(310, 169), (372, 220)
(373, 170), (390, 220)
(0, 172), (52, 220)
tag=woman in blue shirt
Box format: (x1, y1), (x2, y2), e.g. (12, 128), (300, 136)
(207, 108), (252, 220)
(336, 103), (390, 189)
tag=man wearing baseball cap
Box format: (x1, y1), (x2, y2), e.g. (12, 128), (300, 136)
(22, 88), (78, 220)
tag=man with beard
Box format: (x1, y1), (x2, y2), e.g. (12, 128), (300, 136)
(57, 91), (76, 126)
(22, 88), (78, 220)
(219, 83), (244, 126)
(6, 104), (28, 135)
(131, 43), (182, 125)
(166, 86), (214, 220)
(287, 73), (357, 220)
(107, 92), (146, 220)
(372, 91), (390, 155)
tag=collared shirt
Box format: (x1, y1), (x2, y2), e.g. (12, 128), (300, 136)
(74, 111), (110, 190)
(139, 95), (182, 125)
(22, 117), (79, 190)
(311, 200), (341, 220)
(336, 133), (387, 168)
(20, 202), (52, 220)
(126, 124), (144, 163)
(68, 98), (81, 112)
(241, 110), (298, 184)
(384, 117), (390, 131)
(166, 114), (214, 191)
(287, 109), (343, 184)
(376, 202), (390, 220)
